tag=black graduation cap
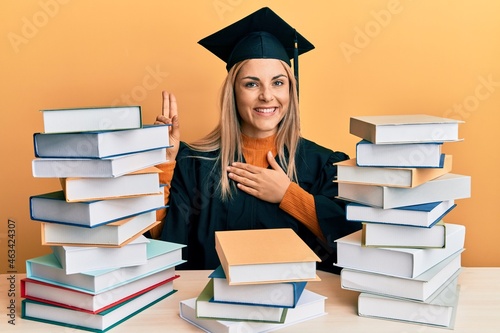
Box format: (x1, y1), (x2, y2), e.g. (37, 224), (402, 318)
(198, 7), (315, 93)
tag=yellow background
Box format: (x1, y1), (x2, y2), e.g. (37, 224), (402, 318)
(1, 0), (499, 273)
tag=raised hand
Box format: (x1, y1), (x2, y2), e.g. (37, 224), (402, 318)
(155, 91), (180, 161)
(227, 151), (291, 203)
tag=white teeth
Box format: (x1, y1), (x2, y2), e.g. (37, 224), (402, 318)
(255, 108), (275, 113)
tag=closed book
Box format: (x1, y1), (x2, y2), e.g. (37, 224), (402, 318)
(335, 155), (452, 188)
(60, 167), (162, 202)
(41, 211), (159, 247)
(337, 173), (471, 209)
(21, 272), (179, 313)
(346, 200), (456, 228)
(34, 124), (170, 158)
(357, 277), (460, 328)
(21, 280), (176, 333)
(340, 250), (462, 301)
(355, 140), (444, 167)
(51, 236), (149, 274)
(41, 105), (142, 134)
(335, 223), (465, 278)
(32, 148), (167, 178)
(209, 265), (307, 308)
(30, 189), (165, 228)
(26, 239), (185, 294)
(180, 289), (326, 333)
(196, 279), (288, 323)
(215, 228), (321, 285)
(349, 114), (463, 144)
(362, 221), (447, 248)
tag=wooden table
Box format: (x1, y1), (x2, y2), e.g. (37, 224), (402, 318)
(1, 268), (499, 332)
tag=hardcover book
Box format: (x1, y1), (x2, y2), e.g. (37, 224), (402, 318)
(358, 277), (461, 328)
(209, 265), (307, 308)
(60, 166), (162, 202)
(345, 200), (456, 228)
(32, 148), (167, 178)
(362, 221), (447, 248)
(21, 272), (179, 313)
(180, 289), (326, 333)
(196, 279), (288, 323)
(215, 228), (320, 285)
(355, 140), (444, 167)
(340, 250), (462, 301)
(349, 114), (463, 144)
(337, 173), (471, 209)
(41, 105), (142, 134)
(21, 280), (177, 333)
(26, 239), (185, 294)
(335, 155), (452, 188)
(335, 223), (465, 278)
(34, 124), (170, 158)
(40, 211), (159, 247)
(51, 236), (149, 274)
(30, 189), (165, 228)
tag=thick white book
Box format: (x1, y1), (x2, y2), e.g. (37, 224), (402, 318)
(30, 189), (165, 228)
(40, 105), (142, 134)
(51, 236), (149, 274)
(362, 221), (447, 248)
(32, 148), (167, 178)
(340, 250), (462, 301)
(196, 279), (287, 323)
(180, 289), (326, 333)
(346, 200), (456, 228)
(335, 223), (465, 278)
(41, 211), (159, 247)
(34, 124), (170, 158)
(61, 166), (162, 202)
(355, 140), (444, 167)
(337, 173), (471, 209)
(349, 114), (463, 144)
(209, 265), (307, 308)
(358, 277), (461, 328)
(26, 239), (185, 294)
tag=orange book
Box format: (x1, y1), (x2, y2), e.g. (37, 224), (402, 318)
(215, 228), (321, 285)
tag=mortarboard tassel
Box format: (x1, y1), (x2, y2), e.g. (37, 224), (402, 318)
(293, 29), (299, 99)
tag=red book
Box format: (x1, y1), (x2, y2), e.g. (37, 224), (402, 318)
(21, 271), (178, 314)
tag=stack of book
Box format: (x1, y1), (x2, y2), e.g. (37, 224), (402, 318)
(179, 228), (328, 332)
(333, 114), (471, 329)
(22, 106), (186, 332)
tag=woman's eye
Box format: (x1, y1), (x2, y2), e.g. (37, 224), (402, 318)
(245, 82), (258, 88)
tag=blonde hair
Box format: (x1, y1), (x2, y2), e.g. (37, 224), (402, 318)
(188, 59), (301, 201)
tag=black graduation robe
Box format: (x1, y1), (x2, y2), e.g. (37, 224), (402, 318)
(160, 138), (362, 273)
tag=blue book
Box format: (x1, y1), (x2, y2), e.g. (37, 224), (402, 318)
(208, 265), (307, 308)
(34, 124), (172, 158)
(346, 200), (457, 228)
(29, 190), (166, 228)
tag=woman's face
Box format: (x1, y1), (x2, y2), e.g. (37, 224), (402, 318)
(234, 59), (290, 138)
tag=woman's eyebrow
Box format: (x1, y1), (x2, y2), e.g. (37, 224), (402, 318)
(240, 74), (287, 81)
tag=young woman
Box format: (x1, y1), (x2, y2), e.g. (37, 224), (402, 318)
(150, 8), (361, 272)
